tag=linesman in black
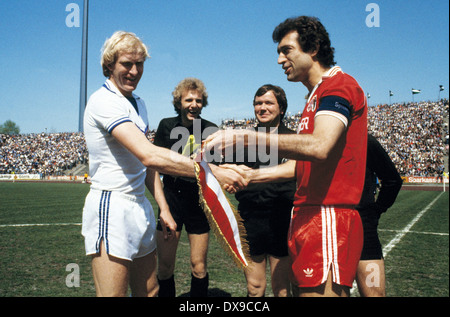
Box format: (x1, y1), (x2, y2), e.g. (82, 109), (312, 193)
(226, 85), (296, 297)
(355, 134), (403, 296)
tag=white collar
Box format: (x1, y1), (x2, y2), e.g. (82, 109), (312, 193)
(103, 79), (140, 99)
(306, 66), (342, 104)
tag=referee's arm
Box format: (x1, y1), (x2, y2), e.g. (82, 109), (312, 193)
(369, 135), (403, 212)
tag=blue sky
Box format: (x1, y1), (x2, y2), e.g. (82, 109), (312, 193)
(1, 0), (448, 134)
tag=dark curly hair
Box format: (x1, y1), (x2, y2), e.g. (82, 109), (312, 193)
(272, 16), (336, 68)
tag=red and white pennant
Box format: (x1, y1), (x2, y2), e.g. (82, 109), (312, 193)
(194, 159), (250, 269)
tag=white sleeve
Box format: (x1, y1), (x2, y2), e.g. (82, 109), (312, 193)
(87, 92), (132, 134)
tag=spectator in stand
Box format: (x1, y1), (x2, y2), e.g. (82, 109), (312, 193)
(366, 100), (447, 177)
(0, 99), (447, 179)
(219, 99), (448, 178)
(0, 132), (89, 176)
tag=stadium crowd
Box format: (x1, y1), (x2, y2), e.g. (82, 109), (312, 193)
(0, 132), (88, 176)
(0, 100), (448, 178)
(221, 99), (449, 178)
(367, 100), (448, 177)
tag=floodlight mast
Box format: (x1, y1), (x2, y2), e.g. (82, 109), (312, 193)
(78, 0), (89, 132)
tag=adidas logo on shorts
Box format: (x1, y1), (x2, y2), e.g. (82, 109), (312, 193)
(303, 268), (314, 277)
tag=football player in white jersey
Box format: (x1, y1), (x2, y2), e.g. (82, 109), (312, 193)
(82, 31), (247, 297)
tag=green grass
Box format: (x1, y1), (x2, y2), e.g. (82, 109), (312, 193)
(0, 182), (448, 297)
(377, 190), (449, 297)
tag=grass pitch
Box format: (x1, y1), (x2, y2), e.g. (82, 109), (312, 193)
(0, 182), (448, 297)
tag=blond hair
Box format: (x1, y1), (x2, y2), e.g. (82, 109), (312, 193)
(100, 31), (150, 77)
(172, 78), (209, 114)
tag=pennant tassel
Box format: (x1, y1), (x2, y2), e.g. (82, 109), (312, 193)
(194, 160), (251, 270)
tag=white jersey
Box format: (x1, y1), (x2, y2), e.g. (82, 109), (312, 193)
(84, 79), (149, 196)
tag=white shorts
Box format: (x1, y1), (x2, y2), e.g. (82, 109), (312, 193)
(82, 189), (157, 261)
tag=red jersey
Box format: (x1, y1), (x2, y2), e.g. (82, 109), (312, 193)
(294, 66), (367, 207)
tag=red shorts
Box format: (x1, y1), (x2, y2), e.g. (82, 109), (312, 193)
(288, 206), (363, 288)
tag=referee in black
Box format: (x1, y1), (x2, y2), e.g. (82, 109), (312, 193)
(154, 78), (218, 297)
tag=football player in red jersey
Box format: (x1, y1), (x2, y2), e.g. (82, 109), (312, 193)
(206, 16), (368, 297)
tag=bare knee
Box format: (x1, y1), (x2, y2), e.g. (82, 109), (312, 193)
(156, 230), (180, 280)
(271, 283), (289, 297)
(188, 233), (209, 278)
(191, 261), (207, 278)
(247, 278), (266, 297)
(158, 261), (176, 280)
(245, 258), (267, 297)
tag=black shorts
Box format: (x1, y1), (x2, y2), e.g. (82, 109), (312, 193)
(156, 185), (210, 235)
(240, 204), (292, 258)
(358, 209), (383, 260)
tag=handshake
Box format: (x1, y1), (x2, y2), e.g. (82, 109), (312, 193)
(202, 129), (296, 194)
(211, 164), (254, 194)
(202, 129), (259, 194)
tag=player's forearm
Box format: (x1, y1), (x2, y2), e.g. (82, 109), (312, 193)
(275, 133), (324, 161)
(247, 159), (296, 184)
(112, 122), (196, 178)
(233, 121), (343, 163)
(225, 129), (318, 162)
(113, 122), (247, 189)
(143, 146), (196, 178)
(276, 116), (346, 161)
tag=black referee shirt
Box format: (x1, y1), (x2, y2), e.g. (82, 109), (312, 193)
(153, 115), (218, 187)
(234, 123), (297, 211)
